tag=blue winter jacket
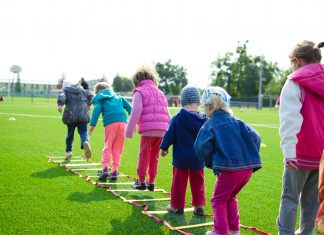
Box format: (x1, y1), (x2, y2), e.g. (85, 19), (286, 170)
(160, 109), (208, 170)
(89, 89), (132, 127)
(194, 110), (262, 175)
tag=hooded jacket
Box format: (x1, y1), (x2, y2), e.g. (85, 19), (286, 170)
(89, 89), (132, 127)
(279, 63), (324, 169)
(57, 83), (93, 125)
(160, 109), (208, 170)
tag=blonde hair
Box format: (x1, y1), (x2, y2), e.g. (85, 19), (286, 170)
(205, 94), (233, 114)
(132, 66), (159, 87)
(289, 41), (324, 63)
(94, 82), (112, 94)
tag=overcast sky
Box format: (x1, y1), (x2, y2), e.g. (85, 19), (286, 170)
(0, 0), (323, 88)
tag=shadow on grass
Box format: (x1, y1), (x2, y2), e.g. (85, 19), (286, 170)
(67, 186), (117, 203)
(30, 166), (73, 178)
(108, 206), (165, 235)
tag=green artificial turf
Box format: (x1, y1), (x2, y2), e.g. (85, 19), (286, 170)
(0, 97), (283, 234)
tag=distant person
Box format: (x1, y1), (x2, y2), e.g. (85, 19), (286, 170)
(194, 86), (262, 235)
(160, 85), (208, 216)
(57, 81), (94, 161)
(125, 66), (170, 191)
(0, 96), (3, 102)
(275, 95), (280, 108)
(89, 82), (132, 181)
(80, 77), (89, 90)
(277, 41), (324, 235)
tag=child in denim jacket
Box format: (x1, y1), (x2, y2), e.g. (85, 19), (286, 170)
(194, 86), (262, 235)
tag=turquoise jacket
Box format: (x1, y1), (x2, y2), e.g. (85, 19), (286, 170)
(90, 89), (132, 127)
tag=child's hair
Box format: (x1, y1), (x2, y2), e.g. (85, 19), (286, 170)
(132, 66), (159, 87)
(94, 82), (112, 94)
(289, 41), (324, 63)
(201, 86), (232, 114)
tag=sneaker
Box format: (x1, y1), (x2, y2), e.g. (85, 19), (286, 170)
(145, 180), (154, 191)
(193, 206), (205, 216)
(98, 168), (109, 181)
(108, 171), (118, 180)
(132, 180), (146, 190)
(83, 141), (91, 161)
(228, 230), (240, 235)
(166, 205), (184, 215)
(205, 231), (219, 235)
(65, 151), (73, 161)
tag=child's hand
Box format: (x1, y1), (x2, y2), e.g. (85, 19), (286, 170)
(160, 150), (168, 157)
(57, 105), (63, 113)
(287, 161), (298, 170)
(89, 126), (95, 136)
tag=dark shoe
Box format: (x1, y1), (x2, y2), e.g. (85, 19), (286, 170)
(132, 180), (146, 190)
(193, 206), (205, 216)
(83, 141), (91, 161)
(166, 205), (184, 214)
(108, 171), (118, 180)
(98, 168), (109, 181)
(145, 180), (154, 191)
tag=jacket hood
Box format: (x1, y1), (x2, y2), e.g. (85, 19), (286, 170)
(92, 89), (116, 103)
(289, 63), (324, 98)
(180, 108), (207, 134)
(64, 83), (84, 94)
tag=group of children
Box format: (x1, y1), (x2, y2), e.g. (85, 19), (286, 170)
(57, 40), (324, 235)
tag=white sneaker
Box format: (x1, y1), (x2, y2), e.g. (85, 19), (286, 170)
(228, 231), (240, 235)
(83, 141), (91, 161)
(205, 231), (219, 235)
(65, 151), (73, 161)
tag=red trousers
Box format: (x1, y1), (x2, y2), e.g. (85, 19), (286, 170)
(170, 167), (206, 209)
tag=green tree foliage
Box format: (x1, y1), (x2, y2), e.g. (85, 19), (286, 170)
(155, 60), (188, 95)
(210, 41), (282, 97)
(112, 75), (133, 92)
(264, 69), (290, 96)
(15, 77), (21, 93)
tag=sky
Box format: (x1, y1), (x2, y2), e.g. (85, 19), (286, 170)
(0, 0), (323, 88)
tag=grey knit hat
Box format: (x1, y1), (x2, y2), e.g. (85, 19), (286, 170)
(180, 85), (201, 106)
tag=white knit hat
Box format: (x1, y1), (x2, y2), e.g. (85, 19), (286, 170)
(201, 86), (231, 105)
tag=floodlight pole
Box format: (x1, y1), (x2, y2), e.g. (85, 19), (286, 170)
(258, 56), (263, 109)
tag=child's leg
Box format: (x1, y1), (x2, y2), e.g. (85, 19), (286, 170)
(101, 124), (114, 169)
(111, 122), (126, 172)
(137, 136), (151, 182)
(77, 122), (88, 148)
(211, 170), (252, 235)
(66, 124), (76, 152)
(171, 167), (189, 209)
(298, 169), (319, 235)
(188, 169), (206, 207)
(226, 170), (252, 233)
(147, 136), (162, 184)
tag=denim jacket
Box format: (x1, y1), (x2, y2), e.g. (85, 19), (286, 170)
(194, 110), (262, 175)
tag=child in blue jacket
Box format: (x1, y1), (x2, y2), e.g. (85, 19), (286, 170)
(194, 86), (262, 235)
(89, 82), (132, 181)
(160, 85), (208, 216)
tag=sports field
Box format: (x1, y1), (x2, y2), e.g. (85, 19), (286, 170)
(0, 97), (283, 234)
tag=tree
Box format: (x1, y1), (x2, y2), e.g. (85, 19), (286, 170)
(210, 41), (282, 97)
(155, 60), (188, 95)
(112, 74), (133, 92)
(15, 77), (21, 93)
(264, 69), (290, 96)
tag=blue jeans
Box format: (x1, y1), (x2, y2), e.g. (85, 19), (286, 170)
(277, 165), (319, 235)
(66, 122), (88, 152)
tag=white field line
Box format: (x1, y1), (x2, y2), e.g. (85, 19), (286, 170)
(2, 111), (279, 130)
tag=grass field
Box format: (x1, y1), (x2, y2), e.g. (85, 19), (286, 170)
(0, 97), (283, 235)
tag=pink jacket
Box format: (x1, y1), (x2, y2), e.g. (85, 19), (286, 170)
(279, 63), (324, 169)
(133, 80), (170, 133)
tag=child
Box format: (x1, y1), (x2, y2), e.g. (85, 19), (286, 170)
(277, 41), (324, 235)
(125, 66), (170, 191)
(89, 82), (132, 181)
(160, 85), (208, 216)
(194, 86), (262, 235)
(57, 81), (94, 161)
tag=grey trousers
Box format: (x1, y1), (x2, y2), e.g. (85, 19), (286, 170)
(277, 165), (319, 235)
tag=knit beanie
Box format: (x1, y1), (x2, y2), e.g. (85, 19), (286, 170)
(180, 85), (201, 106)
